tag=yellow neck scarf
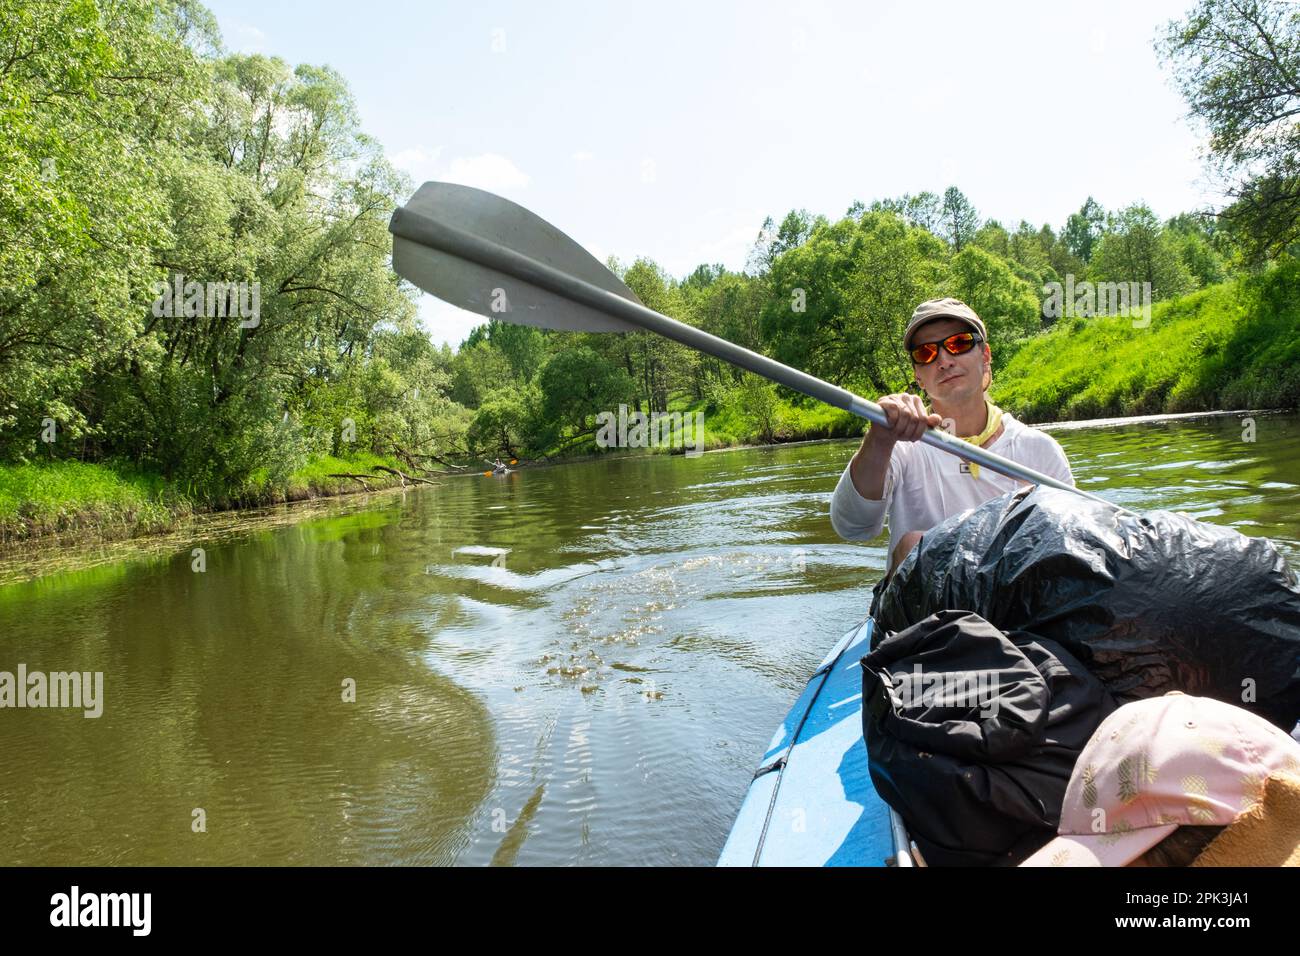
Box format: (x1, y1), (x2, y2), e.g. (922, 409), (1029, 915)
(949, 400), (1003, 479)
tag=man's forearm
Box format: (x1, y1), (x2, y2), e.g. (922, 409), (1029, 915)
(850, 431), (894, 501)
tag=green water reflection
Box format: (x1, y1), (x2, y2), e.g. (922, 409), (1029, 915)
(0, 412), (1296, 865)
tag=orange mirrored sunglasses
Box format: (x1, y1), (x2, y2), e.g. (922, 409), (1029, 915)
(909, 331), (983, 365)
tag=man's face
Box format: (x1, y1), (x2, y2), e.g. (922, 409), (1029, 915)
(908, 317), (990, 404)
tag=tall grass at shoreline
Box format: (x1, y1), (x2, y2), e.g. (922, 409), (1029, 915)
(994, 262), (1300, 422)
(0, 453), (411, 546)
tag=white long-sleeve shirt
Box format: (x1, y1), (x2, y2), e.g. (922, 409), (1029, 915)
(829, 412), (1074, 563)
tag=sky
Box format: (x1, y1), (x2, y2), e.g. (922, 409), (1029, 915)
(203, 0), (1221, 348)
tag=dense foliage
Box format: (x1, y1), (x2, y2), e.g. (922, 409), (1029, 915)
(0, 0), (1295, 543)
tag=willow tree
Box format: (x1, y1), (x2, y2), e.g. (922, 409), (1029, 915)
(0, 0), (213, 460)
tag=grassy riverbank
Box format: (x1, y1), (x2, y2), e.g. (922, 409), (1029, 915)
(993, 261), (1300, 422)
(0, 452), (411, 546)
(653, 390), (859, 452)
(7, 262), (1298, 549)
(620, 263), (1300, 449)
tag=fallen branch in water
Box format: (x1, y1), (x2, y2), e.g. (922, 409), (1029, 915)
(327, 473), (374, 491)
(371, 465), (437, 486)
(385, 442), (478, 475)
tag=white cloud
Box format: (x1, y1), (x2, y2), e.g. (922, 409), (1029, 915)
(391, 145), (443, 169)
(388, 148), (531, 194)
(572, 150), (594, 161)
(230, 23), (266, 52)
(654, 209), (768, 278)
(389, 145), (444, 183)
(681, 223), (762, 274)
(441, 153), (531, 191)
(417, 296), (488, 350)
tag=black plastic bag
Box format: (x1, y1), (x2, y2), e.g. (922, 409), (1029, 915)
(870, 486), (1300, 730)
(862, 609), (1116, 866)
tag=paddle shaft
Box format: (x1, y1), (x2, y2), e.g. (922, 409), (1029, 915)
(391, 207), (1115, 507)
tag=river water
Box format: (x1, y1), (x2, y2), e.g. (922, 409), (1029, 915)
(1, 412), (1297, 865)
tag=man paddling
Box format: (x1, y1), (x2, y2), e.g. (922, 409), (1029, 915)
(830, 298), (1074, 572)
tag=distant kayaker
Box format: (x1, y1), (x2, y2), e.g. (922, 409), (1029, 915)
(830, 298), (1074, 572)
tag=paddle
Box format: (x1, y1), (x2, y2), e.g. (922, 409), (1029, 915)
(389, 181), (1118, 508)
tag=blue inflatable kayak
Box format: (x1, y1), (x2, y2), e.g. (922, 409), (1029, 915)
(718, 617), (909, 867)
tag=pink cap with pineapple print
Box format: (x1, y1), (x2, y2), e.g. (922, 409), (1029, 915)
(1021, 692), (1300, 867)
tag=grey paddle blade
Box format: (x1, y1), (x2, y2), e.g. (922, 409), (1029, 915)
(386, 183), (1122, 511)
(389, 181), (642, 333)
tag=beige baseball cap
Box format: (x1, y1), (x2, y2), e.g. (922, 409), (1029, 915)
(904, 298), (987, 350)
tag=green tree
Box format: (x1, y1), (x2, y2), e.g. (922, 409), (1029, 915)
(1166, 213), (1228, 287)
(1063, 197), (1105, 263)
(1091, 204), (1197, 303)
(973, 220), (1011, 259)
(619, 258), (697, 411)
(450, 339), (513, 408)
(467, 385), (540, 458)
(0, 0), (214, 460)
(761, 210), (947, 394)
(940, 187), (979, 251)
(536, 346), (636, 448)
(871, 192), (941, 233)
(727, 374), (787, 444)
(0, 2), (445, 493)
(120, 51), (415, 489)
(1160, 0), (1300, 260)
(681, 269), (766, 392)
(486, 321), (547, 381)
(1009, 221), (1051, 276)
(945, 245), (1042, 351)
